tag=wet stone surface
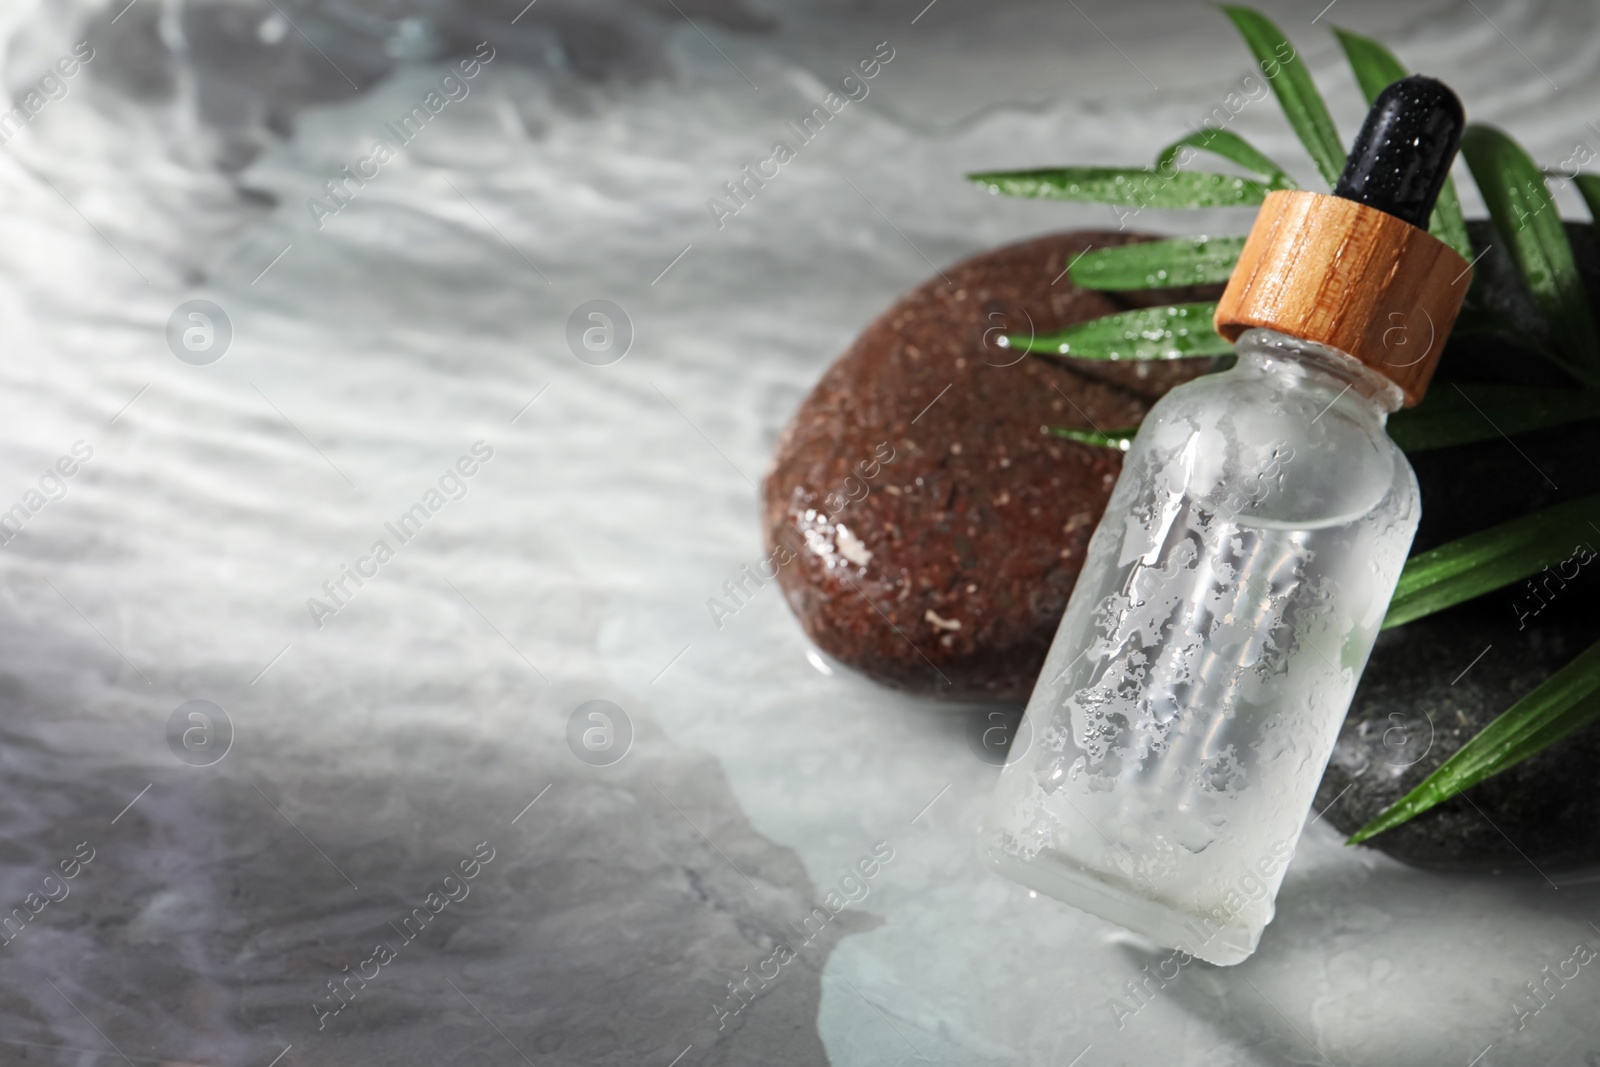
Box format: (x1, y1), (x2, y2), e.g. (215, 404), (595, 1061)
(762, 230), (1215, 703)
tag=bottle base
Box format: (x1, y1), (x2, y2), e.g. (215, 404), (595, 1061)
(982, 842), (1263, 966)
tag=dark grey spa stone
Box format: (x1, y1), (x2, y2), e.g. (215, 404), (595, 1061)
(1317, 404), (1600, 873)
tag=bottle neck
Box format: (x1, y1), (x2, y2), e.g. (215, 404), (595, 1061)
(1234, 328), (1405, 417)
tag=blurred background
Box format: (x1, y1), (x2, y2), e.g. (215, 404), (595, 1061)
(0, 0), (1596, 1063)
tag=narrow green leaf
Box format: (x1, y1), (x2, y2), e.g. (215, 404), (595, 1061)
(1221, 6), (1343, 186)
(1575, 174), (1600, 231)
(1428, 172), (1476, 262)
(1050, 426), (1139, 451)
(1332, 26), (1472, 258)
(1331, 25), (1405, 100)
(967, 168), (1273, 208)
(1154, 129), (1297, 190)
(1462, 124), (1600, 388)
(1387, 384), (1600, 452)
(1347, 635), (1600, 843)
(1381, 491), (1600, 630)
(1009, 302), (1231, 361)
(1069, 236), (1246, 290)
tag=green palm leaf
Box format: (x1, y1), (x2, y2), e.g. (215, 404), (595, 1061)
(1462, 124), (1600, 388)
(1576, 174), (1600, 225)
(1382, 492), (1600, 629)
(1069, 236), (1246, 290)
(1009, 302), (1230, 360)
(1222, 6), (1344, 186)
(967, 167), (1273, 208)
(1154, 129), (1297, 190)
(1050, 426), (1138, 450)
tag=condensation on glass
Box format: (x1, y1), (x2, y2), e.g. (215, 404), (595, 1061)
(981, 329), (1420, 964)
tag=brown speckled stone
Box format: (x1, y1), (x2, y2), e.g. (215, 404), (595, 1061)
(762, 231), (1219, 702)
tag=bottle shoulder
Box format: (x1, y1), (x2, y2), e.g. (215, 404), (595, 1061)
(1129, 367), (1415, 529)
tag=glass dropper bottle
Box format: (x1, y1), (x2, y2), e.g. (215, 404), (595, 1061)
(981, 76), (1473, 965)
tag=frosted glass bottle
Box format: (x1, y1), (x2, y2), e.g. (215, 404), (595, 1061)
(980, 327), (1420, 965)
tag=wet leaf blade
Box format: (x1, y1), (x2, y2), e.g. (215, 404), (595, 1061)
(1462, 124), (1600, 387)
(1154, 129), (1297, 190)
(1221, 5), (1343, 186)
(1332, 24), (1406, 100)
(1069, 235), (1247, 290)
(1011, 302), (1231, 360)
(967, 167), (1274, 208)
(1426, 179), (1475, 262)
(1386, 383), (1600, 452)
(1382, 491), (1600, 629)
(1050, 426), (1139, 450)
(1347, 636), (1600, 843)
(1333, 26), (1472, 257)
(1575, 173), (1600, 229)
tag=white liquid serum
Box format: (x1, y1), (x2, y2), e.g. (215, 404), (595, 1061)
(982, 75), (1475, 964)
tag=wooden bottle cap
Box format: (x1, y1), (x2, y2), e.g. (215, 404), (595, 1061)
(1213, 189), (1472, 407)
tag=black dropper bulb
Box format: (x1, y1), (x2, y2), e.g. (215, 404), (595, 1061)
(1332, 74), (1465, 230)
